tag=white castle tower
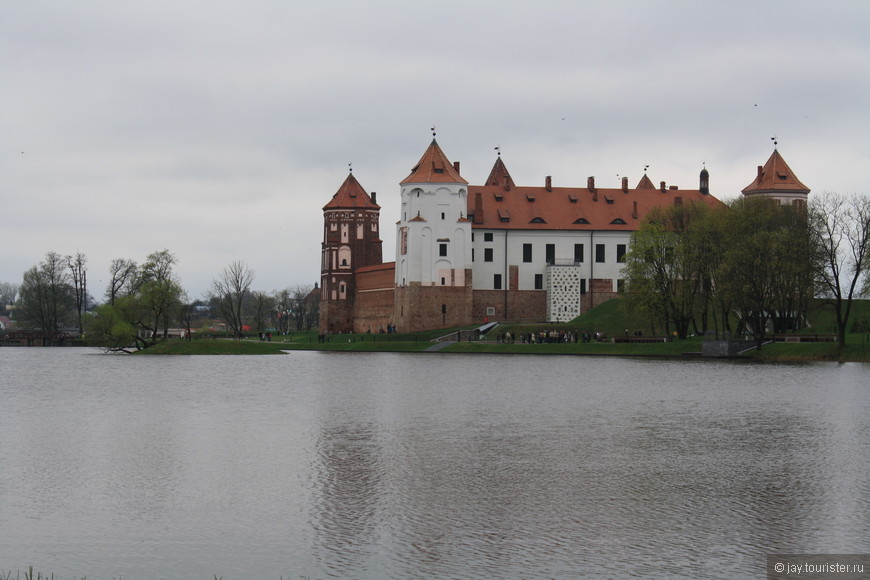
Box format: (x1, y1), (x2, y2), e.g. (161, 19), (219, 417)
(393, 139), (473, 332)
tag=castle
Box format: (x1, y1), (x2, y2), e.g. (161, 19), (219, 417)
(319, 139), (809, 334)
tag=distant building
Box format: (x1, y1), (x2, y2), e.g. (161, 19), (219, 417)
(320, 139), (805, 334)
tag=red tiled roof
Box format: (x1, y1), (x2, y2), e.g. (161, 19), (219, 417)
(400, 139), (468, 185)
(323, 172), (380, 210)
(468, 158), (725, 231)
(742, 149), (810, 195)
(483, 155), (515, 189)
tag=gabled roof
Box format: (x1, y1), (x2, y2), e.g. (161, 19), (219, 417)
(636, 174), (656, 190)
(469, 170), (724, 232)
(742, 149), (810, 195)
(400, 139), (468, 185)
(484, 155), (515, 189)
(323, 172), (379, 210)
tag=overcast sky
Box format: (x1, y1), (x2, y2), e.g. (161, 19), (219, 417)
(3, 1), (869, 300)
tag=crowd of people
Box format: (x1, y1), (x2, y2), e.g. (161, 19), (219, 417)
(492, 329), (609, 344)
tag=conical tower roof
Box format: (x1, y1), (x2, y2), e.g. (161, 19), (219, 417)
(742, 149), (810, 195)
(484, 155), (515, 189)
(323, 172), (379, 210)
(635, 173), (656, 190)
(400, 139), (467, 185)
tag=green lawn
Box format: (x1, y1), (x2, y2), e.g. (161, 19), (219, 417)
(134, 299), (870, 361)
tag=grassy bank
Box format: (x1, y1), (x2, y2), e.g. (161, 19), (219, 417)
(132, 299), (870, 361)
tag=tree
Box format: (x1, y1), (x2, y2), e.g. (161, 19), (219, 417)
(66, 252), (88, 336)
(809, 191), (870, 346)
(138, 250), (184, 339)
(272, 288), (293, 334)
(16, 251), (75, 331)
(289, 284), (316, 331)
(249, 291), (274, 335)
(624, 203), (714, 339)
(715, 198), (813, 349)
(210, 261), (255, 338)
(86, 249), (186, 352)
(0, 281), (19, 316)
(106, 258), (138, 306)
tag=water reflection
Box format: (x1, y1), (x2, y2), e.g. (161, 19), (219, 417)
(1, 349), (867, 579)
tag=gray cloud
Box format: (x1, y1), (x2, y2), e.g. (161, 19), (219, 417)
(3, 0), (869, 297)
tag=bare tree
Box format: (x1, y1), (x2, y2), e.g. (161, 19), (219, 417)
(272, 287), (293, 334)
(809, 191), (870, 346)
(66, 252), (88, 336)
(249, 290), (274, 335)
(106, 258), (138, 305)
(17, 251), (74, 331)
(210, 261), (255, 338)
(289, 284), (315, 331)
(0, 281), (19, 316)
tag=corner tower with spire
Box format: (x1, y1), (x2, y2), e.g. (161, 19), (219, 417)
(393, 139), (474, 332)
(319, 171), (383, 333)
(742, 145), (810, 206)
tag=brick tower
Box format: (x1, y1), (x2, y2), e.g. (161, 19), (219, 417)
(393, 139), (473, 332)
(319, 172), (382, 333)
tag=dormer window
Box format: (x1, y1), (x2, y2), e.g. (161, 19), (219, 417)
(530, 217), (546, 224)
(573, 217), (589, 224)
(611, 218), (627, 225)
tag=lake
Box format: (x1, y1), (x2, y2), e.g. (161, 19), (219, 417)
(1, 348), (868, 579)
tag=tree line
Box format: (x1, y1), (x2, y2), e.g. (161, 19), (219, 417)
(2, 250), (319, 352)
(624, 191), (870, 348)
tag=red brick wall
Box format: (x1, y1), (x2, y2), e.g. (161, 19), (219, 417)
(353, 264), (396, 333)
(472, 289), (547, 323)
(394, 271), (473, 333)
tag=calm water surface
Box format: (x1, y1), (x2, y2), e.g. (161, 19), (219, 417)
(1, 348), (868, 579)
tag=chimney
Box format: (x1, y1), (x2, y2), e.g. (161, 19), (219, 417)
(757, 165), (763, 180)
(660, 181), (667, 193)
(545, 176), (552, 191)
(632, 201), (638, 219)
(474, 192), (484, 224)
(622, 176), (629, 193)
(587, 176), (596, 192)
(454, 161), (461, 174)
(371, 191), (377, 204)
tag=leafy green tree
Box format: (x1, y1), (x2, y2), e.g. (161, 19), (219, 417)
(86, 249), (185, 351)
(624, 203), (714, 339)
(715, 198), (812, 348)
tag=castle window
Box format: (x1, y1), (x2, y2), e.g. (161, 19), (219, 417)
(610, 218), (627, 225)
(596, 244), (605, 263)
(441, 212), (445, 220)
(484, 232), (494, 242)
(530, 217), (546, 223)
(484, 248), (494, 262)
(523, 243), (532, 263)
(534, 274), (543, 290)
(494, 274), (502, 290)
(439, 243), (447, 257)
(574, 243), (584, 263)
(617, 244), (627, 263)
(441, 277), (446, 285)
(573, 218), (589, 224)
(546, 244), (555, 265)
